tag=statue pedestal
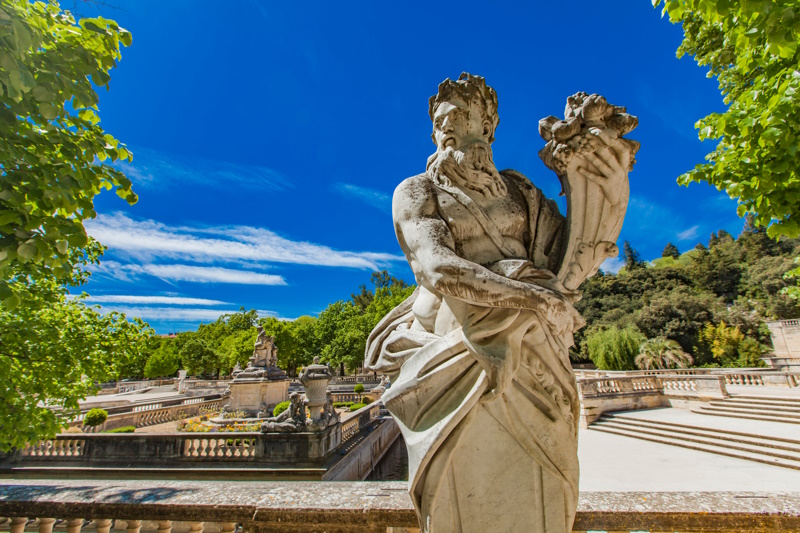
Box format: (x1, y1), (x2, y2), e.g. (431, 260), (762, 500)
(227, 377), (289, 417)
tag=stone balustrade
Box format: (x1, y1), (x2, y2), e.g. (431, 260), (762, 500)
(3, 404), (382, 476)
(116, 380), (175, 394)
(340, 403), (381, 443)
(0, 480), (797, 532)
(574, 368), (800, 388)
(577, 374), (729, 426)
(70, 397), (224, 432)
(182, 380), (230, 391)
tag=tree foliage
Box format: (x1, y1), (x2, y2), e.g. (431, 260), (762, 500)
(83, 408), (107, 427)
(655, 0), (800, 239)
(585, 324), (646, 371)
(662, 243), (680, 259)
(143, 338), (180, 378)
(0, 1), (135, 309)
(140, 272), (416, 379)
(0, 244), (152, 451)
(575, 223), (798, 367)
(635, 337), (693, 370)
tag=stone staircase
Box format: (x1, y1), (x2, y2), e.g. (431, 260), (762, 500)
(692, 395), (800, 425)
(590, 411), (800, 471)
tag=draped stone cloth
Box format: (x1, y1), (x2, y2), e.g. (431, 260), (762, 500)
(365, 171), (581, 533)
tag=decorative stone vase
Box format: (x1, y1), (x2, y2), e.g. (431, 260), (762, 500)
(299, 357), (332, 422)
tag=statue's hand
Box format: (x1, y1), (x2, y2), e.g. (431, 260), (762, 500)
(538, 288), (580, 335)
(572, 127), (630, 206)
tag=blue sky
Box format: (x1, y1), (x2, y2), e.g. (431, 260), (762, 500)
(76, 0), (743, 333)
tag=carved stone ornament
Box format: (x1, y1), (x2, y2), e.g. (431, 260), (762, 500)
(365, 73), (635, 533)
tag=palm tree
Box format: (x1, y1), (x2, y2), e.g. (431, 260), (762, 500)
(635, 337), (693, 370)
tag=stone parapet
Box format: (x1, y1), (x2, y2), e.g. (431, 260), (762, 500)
(577, 374), (729, 427)
(0, 480), (797, 532)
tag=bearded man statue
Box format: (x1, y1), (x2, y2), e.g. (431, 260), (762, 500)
(365, 73), (638, 533)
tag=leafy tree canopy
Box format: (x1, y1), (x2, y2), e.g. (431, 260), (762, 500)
(0, 1), (135, 310)
(654, 0), (800, 239)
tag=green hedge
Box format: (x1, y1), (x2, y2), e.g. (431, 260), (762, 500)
(333, 401), (355, 408)
(273, 400), (290, 417)
(83, 408), (108, 427)
(349, 403), (366, 412)
(362, 396), (373, 405)
(104, 425), (135, 433)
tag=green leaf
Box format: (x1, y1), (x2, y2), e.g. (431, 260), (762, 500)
(17, 243), (37, 260)
(2, 292), (21, 311)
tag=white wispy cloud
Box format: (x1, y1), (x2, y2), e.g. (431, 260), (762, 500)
(116, 146), (292, 192)
(86, 213), (404, 270)
(676, 225), (700, 241)
(600, 257), (624, 274)
(93, 261), (287, 285)
(334, 183), (392, 212)
(97, 306), (278, 322)
(87, 295), (229, 306)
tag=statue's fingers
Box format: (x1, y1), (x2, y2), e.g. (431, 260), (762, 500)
(589, 128), (627, 164)
(585, 153), (615, 177)
(576, 166), (606, 186)
(588, 127), (617, 146)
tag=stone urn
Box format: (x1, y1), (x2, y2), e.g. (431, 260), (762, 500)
(299, 357), (332, 422)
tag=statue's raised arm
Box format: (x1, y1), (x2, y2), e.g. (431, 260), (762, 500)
(538, 93), (639, 290)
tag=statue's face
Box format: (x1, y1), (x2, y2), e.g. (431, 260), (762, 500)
(432, 98), (489, 152)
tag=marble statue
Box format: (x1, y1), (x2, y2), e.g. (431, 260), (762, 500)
(237, 325), (286, 379)
(260, 392), (306, 433)
(365, 73), (637, 533)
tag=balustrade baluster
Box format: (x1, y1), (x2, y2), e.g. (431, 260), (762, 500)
(199, 439), (209, 457)
(156, 520), (172, 533)
(38, 518), (56, 533)
(219, 523), (236, 533)
(93, 520), (112, 533)
(66, 518), (83, 533)
(188, 522), (203, 533)
(10, 517), (28, 533)
(125, 520), (141, 533)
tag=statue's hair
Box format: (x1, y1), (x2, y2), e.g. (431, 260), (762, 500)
(429, 72), (499, 143)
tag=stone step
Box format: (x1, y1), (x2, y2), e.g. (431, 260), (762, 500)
(709, 400), (800, 414)
(589, 424), (800, 472)
(732, 394), (800, 404)
(692, 406), (800, 425)
(594, 419), (800, 462)
(698, 404), (800, 420)
(600, 414), (800, 453)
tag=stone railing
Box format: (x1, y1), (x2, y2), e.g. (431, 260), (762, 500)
(339, 402), (381, 443)
(329, 391), (379, 403)
(3, 429), (339, 470)
(0, 480), (797, 532)
(182, 380), (230, 391)
(4, 405), (382, 475)
(722, 371), (800, 388)
(330, 376), (382, 385)
(574, 368), (800, 388)
(578, 374), (728, 426)
(116, 380), (175, 394)
(70, 396), (224, 432)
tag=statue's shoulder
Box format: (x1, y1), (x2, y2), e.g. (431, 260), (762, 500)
(395, 172), (433, 196)
(393, 173), (438, 218)
(500, 168), (540, 196)
(501, 168), (563, 218)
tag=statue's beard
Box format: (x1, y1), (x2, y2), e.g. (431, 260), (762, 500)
(426, 141), (507, 197)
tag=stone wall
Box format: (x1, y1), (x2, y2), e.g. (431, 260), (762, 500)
(0, 479), (797, 532)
